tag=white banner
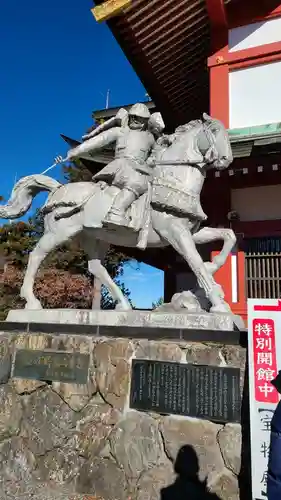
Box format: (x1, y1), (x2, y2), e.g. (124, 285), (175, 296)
(248, 299), (281, 499)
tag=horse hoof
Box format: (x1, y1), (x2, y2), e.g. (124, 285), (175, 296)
(115, 301), (132, 311)
(210, 303), (231, 314)
(24, 300), (43, 310)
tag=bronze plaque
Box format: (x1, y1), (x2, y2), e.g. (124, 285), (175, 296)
(13, 349), (90, 384)
(130, 359), (241, 423)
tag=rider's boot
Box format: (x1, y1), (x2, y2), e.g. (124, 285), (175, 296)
(104, 189), (136, 227)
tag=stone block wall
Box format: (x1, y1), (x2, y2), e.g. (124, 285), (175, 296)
(0, 330), (248, 499)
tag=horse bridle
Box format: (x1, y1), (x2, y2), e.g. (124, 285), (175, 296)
(203, 121), (217, 151)
(154, 120), (217, 166)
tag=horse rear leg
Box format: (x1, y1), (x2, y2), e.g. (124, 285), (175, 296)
(83, 238), (132, 311)
(21, 224), (81, 310)
(83, 239), (108, 310)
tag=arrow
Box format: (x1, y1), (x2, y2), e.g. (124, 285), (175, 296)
(254, 300), (281, 312)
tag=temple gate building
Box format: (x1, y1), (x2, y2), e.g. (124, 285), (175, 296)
(64, 0), (281, 321)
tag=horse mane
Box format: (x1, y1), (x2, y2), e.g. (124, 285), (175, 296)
(174, 119), (202, 135)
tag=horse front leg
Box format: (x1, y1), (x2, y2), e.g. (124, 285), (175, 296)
(192, 227), (236, 275)
(21, 244), (46, 310)
(152, 213), (230, 313)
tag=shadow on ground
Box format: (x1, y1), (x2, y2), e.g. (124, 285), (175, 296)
(161, 445), (221, 500)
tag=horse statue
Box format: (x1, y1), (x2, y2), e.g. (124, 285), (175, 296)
(0, 113), (236, 314)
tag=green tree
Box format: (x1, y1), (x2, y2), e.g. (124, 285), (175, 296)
(152, 296), (164, 309)
(0, 220), (41, 269)
(63, 159), (93, 183)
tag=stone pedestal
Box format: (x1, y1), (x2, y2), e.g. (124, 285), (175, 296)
(7, 307), (243, 331)
(0, 322), (248, 500)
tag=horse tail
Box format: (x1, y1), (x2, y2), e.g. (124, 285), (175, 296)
(0, 174), (62, 220)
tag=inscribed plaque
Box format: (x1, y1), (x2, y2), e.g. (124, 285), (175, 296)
(13, 349), (90, 384)
(130, 359), (241, 424)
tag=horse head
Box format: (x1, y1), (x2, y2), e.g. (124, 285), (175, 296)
(202, 113), (233, 170)
(165, 116), (232, 171)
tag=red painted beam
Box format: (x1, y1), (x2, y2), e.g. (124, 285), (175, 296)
(208, 39), (281, 69)
(205, 0), (227, 28)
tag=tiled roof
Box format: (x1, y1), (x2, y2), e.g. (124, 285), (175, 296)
(93, 0), (211, 130)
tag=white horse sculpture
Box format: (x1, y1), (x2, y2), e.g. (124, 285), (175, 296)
(0, 114), (236, 313)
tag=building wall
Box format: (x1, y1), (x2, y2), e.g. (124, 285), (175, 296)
(228, 17), (281, 52)
(208, 4), (281, 320)
(228, 14), (281, 129)
(229, 61), (281, 128)
(208, 4), (281, 129)
(231, 184), (281, 221)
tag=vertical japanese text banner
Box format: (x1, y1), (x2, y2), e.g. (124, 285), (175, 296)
(248, 299), (281, 500)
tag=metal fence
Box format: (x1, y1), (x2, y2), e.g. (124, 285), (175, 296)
(246, 252), (281, 299)
(245, 237), (281, 299)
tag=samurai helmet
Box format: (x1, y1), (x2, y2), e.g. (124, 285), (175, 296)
(128, 103), (151, 120)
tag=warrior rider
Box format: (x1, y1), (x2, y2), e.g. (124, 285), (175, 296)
(66, 103), (164, 228)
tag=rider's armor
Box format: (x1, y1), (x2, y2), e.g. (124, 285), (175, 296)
(93, 128), (155, 197)
(81, 103), (154, 227)
(66, 103), (165, 229)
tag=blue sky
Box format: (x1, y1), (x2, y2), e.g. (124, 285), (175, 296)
(0, 0), (163, 307)
(123, 262), (163, 309)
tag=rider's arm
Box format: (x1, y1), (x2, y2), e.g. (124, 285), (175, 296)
(82, 108), (128, 141)
(147, 145), (158, 166)
(147, 136), (171, 166)
(67, 128), (121, 160)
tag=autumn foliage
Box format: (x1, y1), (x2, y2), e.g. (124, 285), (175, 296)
(1, 266), (93, 310)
